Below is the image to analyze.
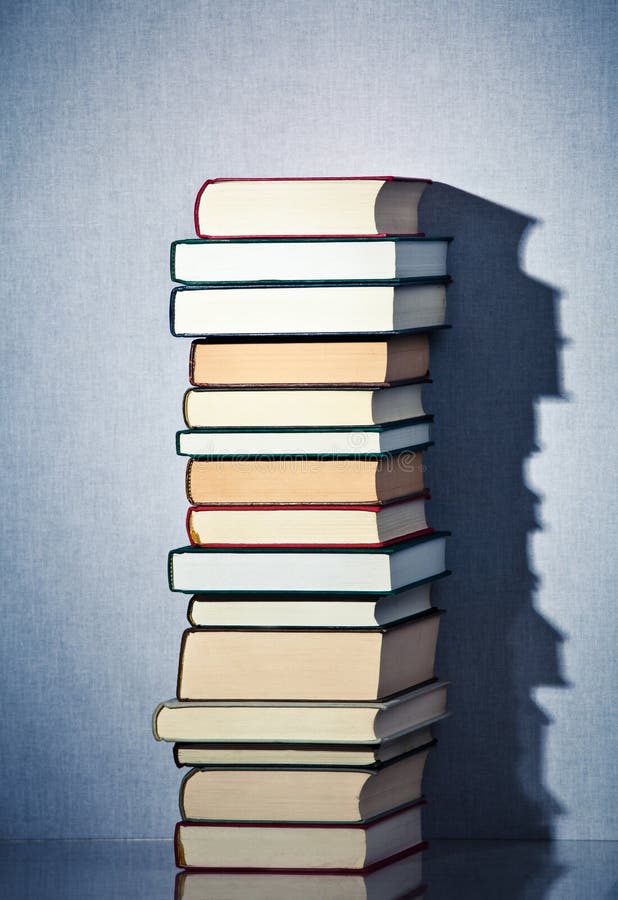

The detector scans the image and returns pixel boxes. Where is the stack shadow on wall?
[420,184,567,897]
[153,177,454,893]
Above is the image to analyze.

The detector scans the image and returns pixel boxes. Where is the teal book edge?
[177,414,433,436]
[186,569,451,600]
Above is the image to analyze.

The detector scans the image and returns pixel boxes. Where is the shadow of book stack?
[153,177,452,894]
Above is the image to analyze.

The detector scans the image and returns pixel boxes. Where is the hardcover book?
[171,280,448,336]
[186,494,430,547]
[188,333,430,387]
[183,383,427,428]
[186,573,449,628]
[168,532,449,594]
[171,237,450,284]
[176,610,442,701]
[176,419,432,457]
[174,800,426,871]
[153,679,449,743]
[184,452,428,505]
[194,176,431,238]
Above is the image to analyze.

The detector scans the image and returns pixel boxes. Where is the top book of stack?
[194,176,432,238]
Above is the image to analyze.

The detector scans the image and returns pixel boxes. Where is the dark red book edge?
[194,176,432,239]
[176,872,424,897]
[186,527,434,550]
[175,842,428,875]
[175,847,426,878]
[176,871,425,894]
[186,493,432,547]
[189,381,428,389]
[175,797,427,870]
[188,491,430,514]
[184,488,429,512]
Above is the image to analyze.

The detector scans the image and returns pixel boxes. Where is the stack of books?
[153,177,451,892]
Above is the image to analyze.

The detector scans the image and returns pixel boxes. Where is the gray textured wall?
[1,0,616,840]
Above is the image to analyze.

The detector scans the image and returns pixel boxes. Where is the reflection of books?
[177,611,441,701]
[176,845,424,897]
[188,334,431,387]
[186,574,448,628]
[171,237,450,284]
[175,799,424,870]
[153,679,449,743]
[171,281,447,336]
[194,176,431,238]
[179,744,433,822]
[173,724,438,768]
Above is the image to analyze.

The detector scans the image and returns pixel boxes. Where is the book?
[177,610,441,701]
[188,334,430,387]
[186,494,430,547]
[174,800,425,870]
[173,725,438,768]
[194,176,431,238]
[153,679,449,743]
[170,281,448,336]
[176,418,432,457]
[185,452,427,505]
[175,850,425,898]
[168,532,448,594]
[186,574,448,628]
[179,744,433,823]
[183,383,426,428]
[171,237,450,284]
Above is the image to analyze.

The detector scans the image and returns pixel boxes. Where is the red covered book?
[186,493,432,548]
[175,798,426,871]
[194,176,431,239]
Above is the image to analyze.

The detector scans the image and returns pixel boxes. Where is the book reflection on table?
[175,842,425,898]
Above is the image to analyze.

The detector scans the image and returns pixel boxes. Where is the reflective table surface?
[0,838,616,899]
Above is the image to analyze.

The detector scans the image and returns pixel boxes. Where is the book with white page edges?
[168,532,449,594]
[176,417,432,457]
[171,237,451,284]
[170,280,448,336]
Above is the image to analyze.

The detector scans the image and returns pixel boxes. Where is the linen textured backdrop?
[1,0,616,841]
